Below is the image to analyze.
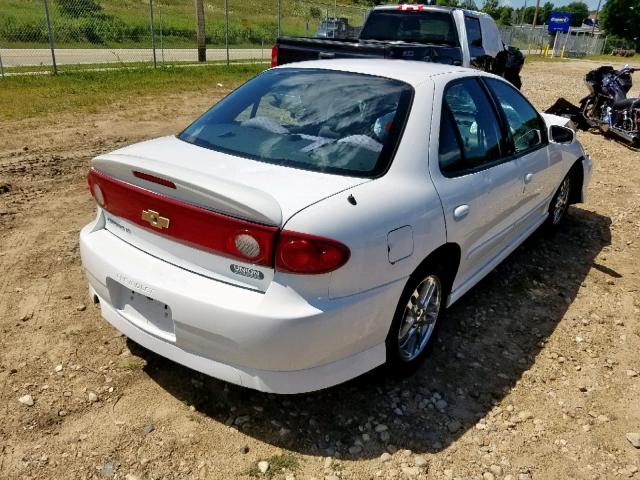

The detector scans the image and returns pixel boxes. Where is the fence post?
[149,0,157,68]
[277,0,281,38]
[43,0,57,75]
[224,0,229,66]
[158,0,164,63]
[0,49,4,78]
[562,30,570,58]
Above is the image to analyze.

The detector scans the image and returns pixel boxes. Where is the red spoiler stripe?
[87,168,278,266]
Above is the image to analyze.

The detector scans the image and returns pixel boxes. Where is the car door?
[483,77,552,232]
[429,77,523,299]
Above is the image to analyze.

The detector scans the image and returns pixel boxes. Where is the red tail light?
[271,45,279,67]
[398,4,424,11]
[275,231,350,274]
[86,169,278,267]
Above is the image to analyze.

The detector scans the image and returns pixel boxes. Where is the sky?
[479,0,605,10]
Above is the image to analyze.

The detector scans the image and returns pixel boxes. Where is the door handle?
[453,205,470,220]
[524,173,534,184]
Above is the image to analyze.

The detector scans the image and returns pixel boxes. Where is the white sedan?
[80,59,591,394]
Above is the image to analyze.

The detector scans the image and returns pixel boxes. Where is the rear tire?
[385,266,446,377]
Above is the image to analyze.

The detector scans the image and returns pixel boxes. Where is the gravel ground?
[0,60,639,480]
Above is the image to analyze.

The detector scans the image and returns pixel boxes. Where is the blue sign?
[548,12,572,34]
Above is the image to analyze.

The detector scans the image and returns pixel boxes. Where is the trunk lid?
[91,136,367,291]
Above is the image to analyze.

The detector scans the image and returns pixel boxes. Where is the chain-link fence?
[499,24,606,57]
[549,30,606,58]
[499,25,549,55]
[0,0,371,75]
[0,2,614,77]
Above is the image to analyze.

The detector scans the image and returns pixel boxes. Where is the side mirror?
[549,125,575,144]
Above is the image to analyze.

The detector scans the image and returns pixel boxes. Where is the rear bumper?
[80,224,404,393]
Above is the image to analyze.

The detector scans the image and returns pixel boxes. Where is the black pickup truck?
[272,5,524,88]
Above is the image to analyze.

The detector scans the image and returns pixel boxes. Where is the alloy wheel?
[397,275,442,362]
[552,176,571,225]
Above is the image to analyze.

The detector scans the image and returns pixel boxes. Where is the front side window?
[439,78,504,175]
[179,69,413,177]
[485,78,545,154]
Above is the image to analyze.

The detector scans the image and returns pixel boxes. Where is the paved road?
[0,48,267,67]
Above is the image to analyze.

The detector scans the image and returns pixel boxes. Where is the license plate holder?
[108,279,175,342]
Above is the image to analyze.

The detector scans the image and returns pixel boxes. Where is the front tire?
[385,268,445,376]
[545,174,572,229]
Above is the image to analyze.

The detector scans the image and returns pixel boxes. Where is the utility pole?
[195,0,206,62]
[592,0,602,35]
[531,0,541,29]
[224,0,229,65]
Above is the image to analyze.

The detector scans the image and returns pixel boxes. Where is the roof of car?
[275,59,469,86]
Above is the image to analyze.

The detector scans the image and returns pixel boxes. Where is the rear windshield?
[178,68,413,177]
[360,10,457,46]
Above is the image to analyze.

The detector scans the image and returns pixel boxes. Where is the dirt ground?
[0,60,639,480]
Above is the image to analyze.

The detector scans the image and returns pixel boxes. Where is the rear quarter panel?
[280,79,447,300]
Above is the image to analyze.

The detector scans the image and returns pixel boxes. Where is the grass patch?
[247,454,300,479]
[0,0,369,48]
[63,327,81,337]
[0,62,266,120]
[118,357,147,370]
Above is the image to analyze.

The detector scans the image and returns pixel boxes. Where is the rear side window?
[438,107,464,173]
[179,69,413,178]
[439,78,504,175]
[485,78,546,154]
[464,16,482,47]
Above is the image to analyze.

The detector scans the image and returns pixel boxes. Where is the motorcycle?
[546,65,640,146]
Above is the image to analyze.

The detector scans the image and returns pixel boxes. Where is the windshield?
[178,69,413,177]
[360,10,457,45]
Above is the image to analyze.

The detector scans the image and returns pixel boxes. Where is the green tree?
[459,0,479,10]
[515,6,537,24]
[437,0,460,7]
[540,2,554,24]
[561,2,589,27]
[498,6,514,25]
[601,0,640,45]
[57,0,102,17]
[482,0,500,19]
[309,6,322,19]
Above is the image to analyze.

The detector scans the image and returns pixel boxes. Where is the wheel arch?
[568,156,585,205]
[411,243,461,299]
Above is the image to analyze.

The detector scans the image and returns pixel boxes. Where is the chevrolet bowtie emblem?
[141,209,170,229]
